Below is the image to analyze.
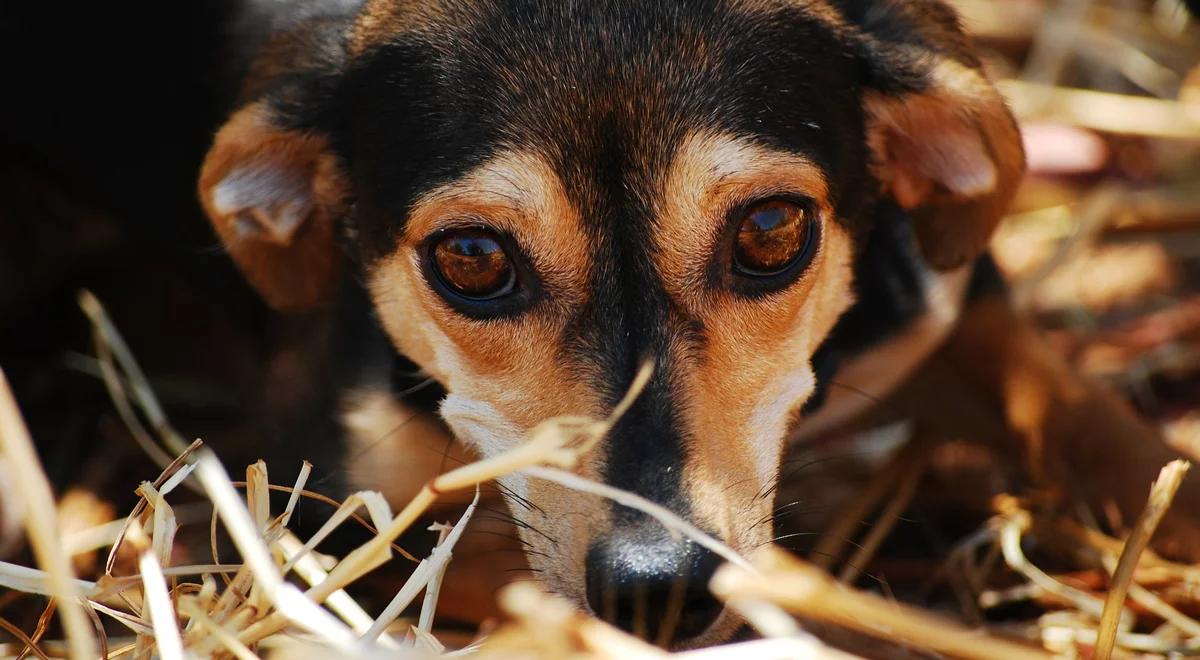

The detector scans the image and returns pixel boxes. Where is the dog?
[197,0,1200,648]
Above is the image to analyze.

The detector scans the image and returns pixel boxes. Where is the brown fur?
[366,151,620,609]
[370,150,599,426]
[865,58,1025,270]
[915,297,1200,559]
[192,0,1090,646]
[198,102,349,312]
[351,0,456,54]
[677,219,854,552]
[652,131,853,546]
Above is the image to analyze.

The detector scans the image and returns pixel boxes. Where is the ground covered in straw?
[2,1,1200,658]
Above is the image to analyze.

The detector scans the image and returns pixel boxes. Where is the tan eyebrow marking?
[350,0,457,55]
[401,150,593,301]
[731,0,851,35]
[653,130,831,306]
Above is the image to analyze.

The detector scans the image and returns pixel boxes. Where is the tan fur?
[372,151,597,425]
[651,132,845,535]
[865,57,1025,270]
[198,102,349,312]
[351,0,456,54]
[368,149,616,603]
[647,132,856,644]
[679,216,854,543]
[651,130,831,303]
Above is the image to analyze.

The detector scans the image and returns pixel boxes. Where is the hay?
[0,292,1195,659]
[3,3,1200,657]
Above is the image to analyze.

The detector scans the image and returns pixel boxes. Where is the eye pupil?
[432,228,516,299]
[733,200,812,276]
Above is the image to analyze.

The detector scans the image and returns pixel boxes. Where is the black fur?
[314,1,883,518]
[221,0,986,529]
[198,0,1000,643]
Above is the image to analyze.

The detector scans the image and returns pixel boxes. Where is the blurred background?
[0,0,1198,654]
[951,0,1200,457]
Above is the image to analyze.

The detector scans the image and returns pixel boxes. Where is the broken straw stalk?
[1094,460,1191,660]
[711,546,1054,660]
[0,370,98,659]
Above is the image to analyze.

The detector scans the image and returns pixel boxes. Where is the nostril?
[672,582,724,641]
[585,538,725,646]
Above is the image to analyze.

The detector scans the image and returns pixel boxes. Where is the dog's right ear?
[841,0,1026,271]
[198,17,350,313]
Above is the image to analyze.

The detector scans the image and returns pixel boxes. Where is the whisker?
[476,505,559,545]
[759,452,870,501]
[750,502,837,529]
[393,376,438,400]
[460,540,553,561]
[757,531,822,547]
[825,379,901,415]
[474,513,559,546]
[494,482,542,514]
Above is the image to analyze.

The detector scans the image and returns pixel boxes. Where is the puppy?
[197,0,1196,648]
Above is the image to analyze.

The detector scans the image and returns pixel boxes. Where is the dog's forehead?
[341,0,868,244]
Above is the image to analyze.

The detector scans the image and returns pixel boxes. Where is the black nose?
[585,529,725,646]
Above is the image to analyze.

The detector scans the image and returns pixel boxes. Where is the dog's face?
[200,0,1022,647]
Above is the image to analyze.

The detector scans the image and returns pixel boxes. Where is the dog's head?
[200,0,1022,646]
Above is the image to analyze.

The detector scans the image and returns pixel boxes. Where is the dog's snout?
[585,531,724,646]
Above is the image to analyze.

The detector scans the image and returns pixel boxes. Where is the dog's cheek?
[681,223,857,549]
[368,251,462,384]
[438,396,592,603]
[439,393,526,458]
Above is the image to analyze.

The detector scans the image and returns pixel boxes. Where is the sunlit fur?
[197,0,1025,646]
[367,134,854,644]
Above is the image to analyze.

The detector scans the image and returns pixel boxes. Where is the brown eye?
[732,200,814,277]
[431,228,516,300]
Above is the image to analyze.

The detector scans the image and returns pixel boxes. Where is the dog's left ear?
[198,14,352,313]
[849,1,1025,270]
[199,102,348,312]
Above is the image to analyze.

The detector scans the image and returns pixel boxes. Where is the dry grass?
[0,289,1196,659]
[3,1,1200,658]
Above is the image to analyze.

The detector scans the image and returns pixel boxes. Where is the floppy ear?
[199,103,348,312]
[198,14,352,312]
[851,1,1025,270]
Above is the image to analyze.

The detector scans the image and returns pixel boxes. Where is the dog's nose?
[585,532,724,645]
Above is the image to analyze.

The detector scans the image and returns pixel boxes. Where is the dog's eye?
[431,228,516,300]
[732,200,814,277]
